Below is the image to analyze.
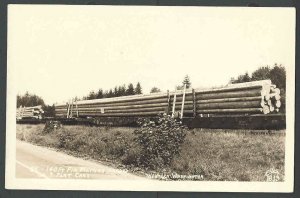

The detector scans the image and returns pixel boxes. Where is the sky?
[8,6,295,105]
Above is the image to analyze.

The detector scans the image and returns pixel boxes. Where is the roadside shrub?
[133,113,188,170]
[57,128,75,149]
[43,121,62,134]
[121,142,142,167]
[105,133,128,158]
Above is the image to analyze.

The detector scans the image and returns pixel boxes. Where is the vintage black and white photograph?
[6,5,295,191]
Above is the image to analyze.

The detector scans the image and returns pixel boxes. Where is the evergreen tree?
[17,92,45,107]
[43,104,55,117]
[230,64,286,113]
[107,89,113,98]
[135,82,142,94]
[114,86,119,97]
[150,87,161,93]
[120,85,127,96]
[17,95,21,107]
[243,72,251,82]
[251,66,271,81]
[96,89,104,99]
[87,91,97,100]
[233,72,251,83]
[103,90,109,98]
[117,86,123,96]
[126,83,135,95]
[16,92,56,117]
[182,75,192,88]
[270,64,286,90]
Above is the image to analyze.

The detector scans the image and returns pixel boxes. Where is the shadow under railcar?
[184,113,286,130]
[16,113,286,131]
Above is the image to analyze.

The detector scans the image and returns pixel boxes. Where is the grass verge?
[16,124,285,181]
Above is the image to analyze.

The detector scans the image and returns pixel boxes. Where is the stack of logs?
[55,80,281,118]
[55,92,169,118]
[16,105,44,120]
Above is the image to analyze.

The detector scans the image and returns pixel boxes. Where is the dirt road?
[16,140,146,180]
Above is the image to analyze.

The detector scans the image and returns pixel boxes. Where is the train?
[17,80,286,130]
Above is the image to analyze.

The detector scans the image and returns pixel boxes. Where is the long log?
[196,108,263,114]
[77,111,165,117]
[22,110,34,113]
[169,92,193,99]
[174,89,265,102]
[57,93,168,107]
[19,110,34,113]
[69,97,169,109]
[170,100,193,106]
[21,108,35,111]
[174,104,194,110]
[69,102,168,111]
[75,106,167,114]
[168,80,270,96]
[20,105,42,109]
[194,84,264,94]
[56,99,267,114]
[197,96,263,104]
[55,103,168,113]
[227,80,271,88]
[198,100,264,109]
[196,88,263,100]
[173,100,263,110]
[76,109,166,115]
[171,110,194,114]
[55,101,166,111]
[170,95,193,102]
[19,113,34,115]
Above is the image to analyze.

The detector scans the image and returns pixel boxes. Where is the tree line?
[17,92,55,117]
[230,63,286,112]
[17,92,45,107]
[83,82,142,100]
[230,63,286,91]
[82,75,192,99]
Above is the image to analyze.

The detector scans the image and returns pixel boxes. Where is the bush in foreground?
[132,114,188,170]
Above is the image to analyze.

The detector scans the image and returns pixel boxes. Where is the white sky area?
[8,6,295,105]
